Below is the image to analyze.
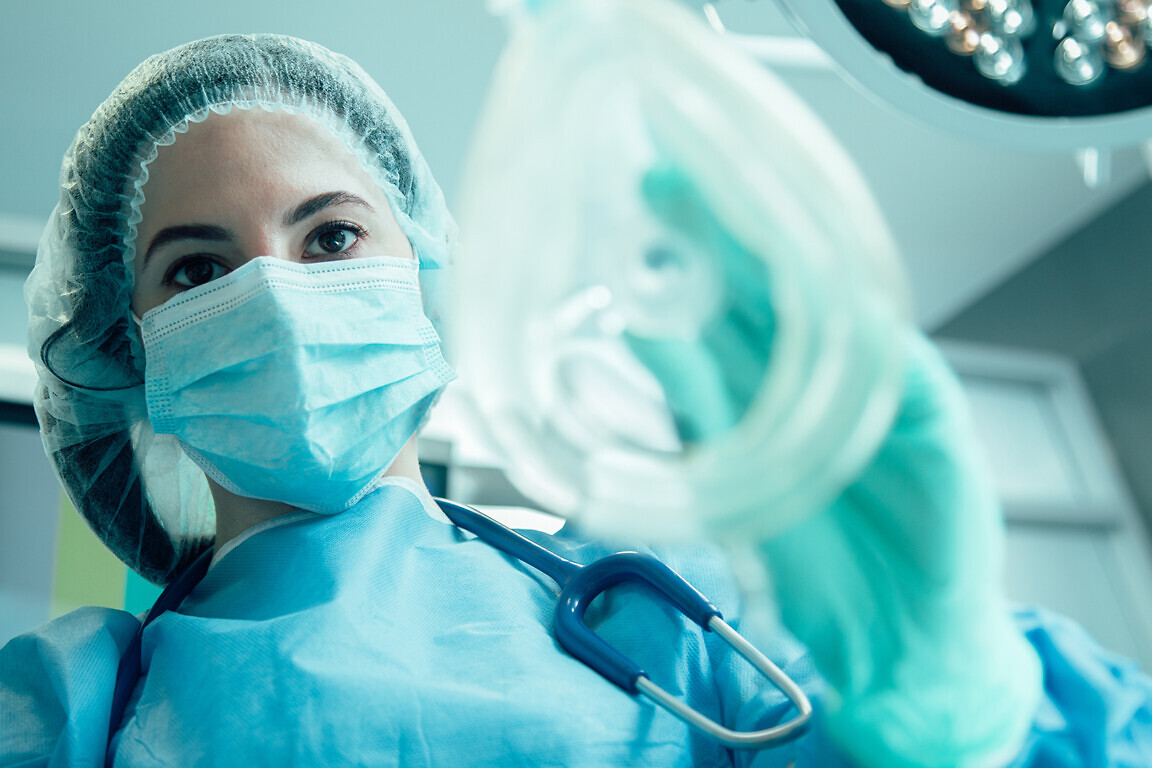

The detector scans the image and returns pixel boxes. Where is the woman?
[1,33,1149,767]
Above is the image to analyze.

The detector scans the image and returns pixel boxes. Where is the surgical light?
[909,0,960,34]
[1103,20,1145,66]
[866,0,1150,91]
[988,0,1037,35]
[974,32,1028,82]
[946,11,984,54]
[1063,0,1112,42]
[1117,0,1149,22]
[1055,35,1107,83]
[776,0,1152,150]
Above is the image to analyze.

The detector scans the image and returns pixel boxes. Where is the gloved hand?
[628,166,1041,768]
[759,334,1041,768]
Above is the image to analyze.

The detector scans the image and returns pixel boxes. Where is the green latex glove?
[627,166,1041,766]
[624,164,775,444]
[759,334,1041,768]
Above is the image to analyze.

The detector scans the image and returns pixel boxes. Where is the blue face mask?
[136,256,456,513]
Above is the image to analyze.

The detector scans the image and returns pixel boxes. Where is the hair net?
[24,34,455,586]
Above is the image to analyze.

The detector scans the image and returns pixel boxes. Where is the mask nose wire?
[129,255,300,330]
[129,254,401,331]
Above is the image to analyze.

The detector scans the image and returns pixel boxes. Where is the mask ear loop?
[130,310,148,378]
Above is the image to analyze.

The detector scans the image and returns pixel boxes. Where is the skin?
[132,107,429,550]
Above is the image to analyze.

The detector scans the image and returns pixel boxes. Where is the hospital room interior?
[3,0,1152,686]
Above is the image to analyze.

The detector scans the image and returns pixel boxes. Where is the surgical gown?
[2,480,1150,766]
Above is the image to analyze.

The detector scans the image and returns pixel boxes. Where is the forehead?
[137,108,385,220]
[149,106,362,172]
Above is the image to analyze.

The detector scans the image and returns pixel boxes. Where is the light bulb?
[1103,21,1145,68]
[1054,36,1106,84]
[909,0,960,36]
[946,10,984,53]
[986,0,1037,37]
[975,32,1027,83]
[1115,0,1151,25]
[1063,0,1113,44]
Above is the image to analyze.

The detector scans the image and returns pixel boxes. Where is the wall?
[0,422,61,641]
[0,271,28,350]
[0,1,506,221]
[939,181,1152,533]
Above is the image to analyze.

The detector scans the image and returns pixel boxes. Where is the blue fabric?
[0,608,139,767]
[1008,608,1152,767]
[2,483,1150,767]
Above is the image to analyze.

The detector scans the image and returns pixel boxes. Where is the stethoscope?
[107,499,810,764]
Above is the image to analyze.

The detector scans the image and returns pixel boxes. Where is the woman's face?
[131,108,414,315]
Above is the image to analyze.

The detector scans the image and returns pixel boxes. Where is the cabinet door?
[940,339,1152,671]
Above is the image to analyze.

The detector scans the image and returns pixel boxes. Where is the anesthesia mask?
[456,0,910,543]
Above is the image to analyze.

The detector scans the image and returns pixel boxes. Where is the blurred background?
[3,0,1152,671]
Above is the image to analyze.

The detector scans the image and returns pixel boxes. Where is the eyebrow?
[141,191,376,268]
[142,224,232,268]
[284,191,375,226]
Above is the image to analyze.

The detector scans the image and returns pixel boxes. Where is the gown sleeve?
[0,607,140,768]
[1006,606,1152,767]
[728,606,1152,768]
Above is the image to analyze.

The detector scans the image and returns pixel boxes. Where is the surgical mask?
[135,256,455,513]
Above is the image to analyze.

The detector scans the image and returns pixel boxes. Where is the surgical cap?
[25,34,455,585]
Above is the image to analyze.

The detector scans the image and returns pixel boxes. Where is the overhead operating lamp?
[764,0,1152,156]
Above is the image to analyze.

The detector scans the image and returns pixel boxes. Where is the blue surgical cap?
[24,34,455,585]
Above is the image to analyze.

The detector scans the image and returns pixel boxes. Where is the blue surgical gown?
[2,480,1150,767]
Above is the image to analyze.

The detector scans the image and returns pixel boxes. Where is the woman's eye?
[306,225,363,257]
[169,257,228,288]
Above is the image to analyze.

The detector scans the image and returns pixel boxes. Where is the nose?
[235,232,292,265]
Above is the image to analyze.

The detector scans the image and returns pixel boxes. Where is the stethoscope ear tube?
[634,616,812,749]
[106,547,214,766]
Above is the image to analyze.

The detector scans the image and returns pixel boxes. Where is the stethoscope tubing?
[436,499,812,748]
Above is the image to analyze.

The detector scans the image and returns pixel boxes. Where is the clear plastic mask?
[457,0,910,542]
